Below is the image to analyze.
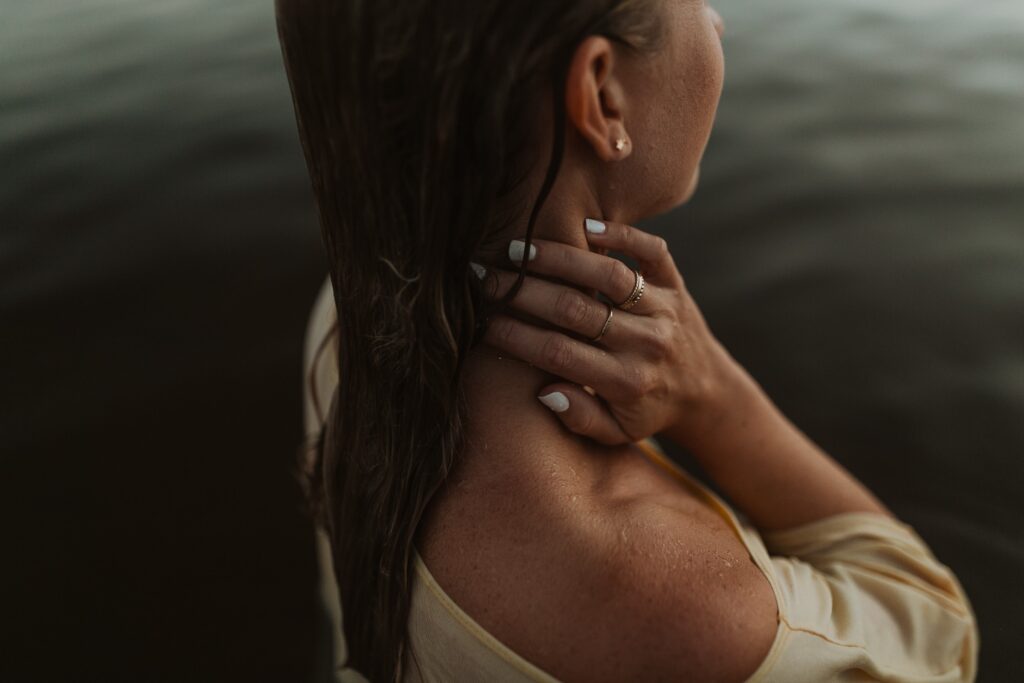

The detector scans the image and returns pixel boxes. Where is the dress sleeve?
[755,511,979,682]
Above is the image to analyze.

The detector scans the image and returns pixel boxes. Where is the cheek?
[668,34,724,180]
[624,22,726,214]
[681,34,724,145]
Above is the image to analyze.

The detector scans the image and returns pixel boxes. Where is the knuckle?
[616,363,648,401]
[652,236,669,259]
[608,259,634,294]
[541,335,574,372]
[634,367,656,397]
[643,321,673,358]
[634,364,659,397]
[555,244,575,271]
[554,289,590,329]
[622,225,636,249]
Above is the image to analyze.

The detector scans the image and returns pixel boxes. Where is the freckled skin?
[415,3,764,683]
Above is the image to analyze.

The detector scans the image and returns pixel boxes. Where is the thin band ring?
[588,304,614,343]
[618,270,645,311]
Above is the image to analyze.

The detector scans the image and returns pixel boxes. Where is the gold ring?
[588,304,614,342]
[618,270,645,311]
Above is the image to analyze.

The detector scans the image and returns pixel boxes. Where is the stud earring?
[614,137,627,152]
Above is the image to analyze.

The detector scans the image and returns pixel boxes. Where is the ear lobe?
[565,36,630,162]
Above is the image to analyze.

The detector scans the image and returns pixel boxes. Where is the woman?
[279,0,979,681]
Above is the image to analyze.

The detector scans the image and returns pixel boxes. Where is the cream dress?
[302,277,979,683]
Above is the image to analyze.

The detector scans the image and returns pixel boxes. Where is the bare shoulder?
[563,498,781,683]
[420,474,780,683]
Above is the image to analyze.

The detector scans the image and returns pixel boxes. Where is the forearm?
[661,358,896,533]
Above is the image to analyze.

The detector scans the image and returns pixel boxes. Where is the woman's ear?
[565,36,632,162]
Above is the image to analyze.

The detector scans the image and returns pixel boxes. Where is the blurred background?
[1,0,1020,680]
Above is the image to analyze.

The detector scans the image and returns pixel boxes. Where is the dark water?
[1,0,1021,680]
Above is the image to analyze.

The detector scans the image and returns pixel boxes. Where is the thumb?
[536,383,632,446]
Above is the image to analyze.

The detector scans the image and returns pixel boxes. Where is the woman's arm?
[660,350,897,532]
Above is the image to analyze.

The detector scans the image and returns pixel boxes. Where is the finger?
[483,266,637,348]
[505,237,661,316]
[536,383,632,446]
[483,314,631,400]
[582,219,681,287]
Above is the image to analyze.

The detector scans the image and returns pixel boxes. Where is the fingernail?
[585,218,606,234]
[470,261,486,279]
[538,391,569,413]
[508,239,536,263]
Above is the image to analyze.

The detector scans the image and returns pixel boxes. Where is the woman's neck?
[456,344,598,488]
[452,166,634,490]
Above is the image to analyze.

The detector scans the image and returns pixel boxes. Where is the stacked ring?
[618,269,645,311]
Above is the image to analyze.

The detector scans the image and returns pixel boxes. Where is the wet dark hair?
[275,1,663,680]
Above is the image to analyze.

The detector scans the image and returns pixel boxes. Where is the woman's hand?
[478,219,743,447]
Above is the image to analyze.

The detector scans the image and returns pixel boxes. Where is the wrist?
[662,343,759,451]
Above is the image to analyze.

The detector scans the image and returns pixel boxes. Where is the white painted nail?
[508,239,536,263]
[538,392,570,413]
[585,218,607,234]
[470,262,486,279]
